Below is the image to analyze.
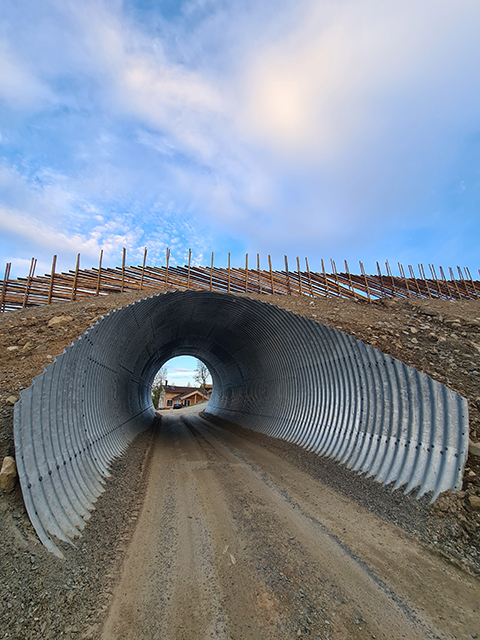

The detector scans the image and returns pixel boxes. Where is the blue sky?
[1,0,479,279]
[163,355,212,387]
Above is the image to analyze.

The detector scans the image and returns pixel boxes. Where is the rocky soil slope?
[0,290,479,638]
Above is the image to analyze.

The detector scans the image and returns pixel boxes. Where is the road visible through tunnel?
[101,406,480,640]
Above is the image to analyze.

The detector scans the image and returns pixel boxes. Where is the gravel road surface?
[101,406,480,640]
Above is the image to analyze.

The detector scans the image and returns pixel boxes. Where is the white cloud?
[0,155,218,277]
[1,0,479,272]
[238,0,480,163]
[0,205,105,257]
[63,1,226,165]
[0,40,52,108]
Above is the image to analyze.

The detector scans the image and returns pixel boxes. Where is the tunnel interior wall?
[14,291,469,556]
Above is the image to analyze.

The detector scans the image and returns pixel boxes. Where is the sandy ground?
[102,406,480,640]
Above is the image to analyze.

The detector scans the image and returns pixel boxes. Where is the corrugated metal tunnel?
[14,291,469,556]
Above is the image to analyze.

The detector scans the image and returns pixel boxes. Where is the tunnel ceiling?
[14,291,469,556]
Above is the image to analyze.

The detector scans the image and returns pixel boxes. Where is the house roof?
[173,389,209,401]
[164,385,195,395]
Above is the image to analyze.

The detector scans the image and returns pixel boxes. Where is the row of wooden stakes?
[1,248,479,312]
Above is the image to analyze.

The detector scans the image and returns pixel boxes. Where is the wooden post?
[408,265,422,297]
[331,259,341,296]
[227,253,231,293]
[419,263,432,299]
[120,247,126,293]
[95,250,103,296]
[268,255,274,294]
[449,267,462,299]
[344,260,357,300]
[321,259,330,297]
[187,249,192,290]
[47,255,57,305]
[70,253,80,301]
[245,253,248,293]
[257,254,262,294]
[458,266,473,299]
[441,265,453,298]
[0,263,11,313]
[465,267,479,298]
[305,257,314,297]
[429,264,443,298]
[376,261,386,297]
[23,258,37,308]
[210,252,214,291]
[296,257,303,295]
[165,247,170,290]
[140,247,147,290]
[359,261,371,302]
[284,255,291,294]
[385,260,397,297]
[398,263,411,298]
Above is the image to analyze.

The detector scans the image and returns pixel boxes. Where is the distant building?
[162,385,210,409]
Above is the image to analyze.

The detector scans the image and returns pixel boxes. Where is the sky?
[162,355,212,387]
[1,0,479,280]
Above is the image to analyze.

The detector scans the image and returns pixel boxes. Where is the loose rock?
[469,441,480,458]
[467,495,480,511]
[0,456,17,492]
[47,316,73,329]
[381,298,396,308]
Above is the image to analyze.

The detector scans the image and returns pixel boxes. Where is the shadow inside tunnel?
[151,404,214,443]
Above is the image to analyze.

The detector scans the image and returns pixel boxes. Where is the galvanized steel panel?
[14,291,469,556]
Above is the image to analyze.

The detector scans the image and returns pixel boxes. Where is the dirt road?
[101,407,479,640]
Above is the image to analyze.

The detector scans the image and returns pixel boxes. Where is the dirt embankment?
[0,290,479,639]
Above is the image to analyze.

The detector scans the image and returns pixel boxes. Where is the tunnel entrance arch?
[14,291,468,556]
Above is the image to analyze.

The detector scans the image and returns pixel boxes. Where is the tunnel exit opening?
[152,356,213,411]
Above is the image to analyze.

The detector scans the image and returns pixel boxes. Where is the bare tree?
[194,360,210,395]
[151,366,168,409]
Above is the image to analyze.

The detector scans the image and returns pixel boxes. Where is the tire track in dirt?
[101,408,480,640]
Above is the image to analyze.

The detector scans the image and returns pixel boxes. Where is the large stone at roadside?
[48,315,73,329]
[467,495,480,511]
[0,457,17,492]
[381,298,396,308]
[469,441,480,458]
